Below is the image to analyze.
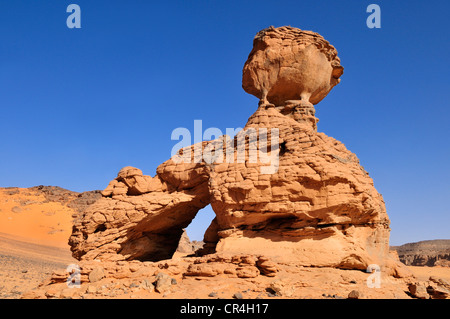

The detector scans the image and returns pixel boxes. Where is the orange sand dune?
[0,188,75,249]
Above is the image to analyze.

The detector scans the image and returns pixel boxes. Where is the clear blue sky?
[0,1,448,245]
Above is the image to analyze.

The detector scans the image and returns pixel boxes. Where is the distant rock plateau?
[391,240,450,267]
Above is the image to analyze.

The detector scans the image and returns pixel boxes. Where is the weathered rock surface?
[88,267,105,283]
[408,282,429,299]
[242,26,344,107]
[408,276,450,299]
[154,272,174,293]
[175,229,204,254]
[391,240,450,267]
[22,253,422,299]
[69,115,398,271]
[67,26,406,278]
[69,164,211,262]
[29,186,102,213]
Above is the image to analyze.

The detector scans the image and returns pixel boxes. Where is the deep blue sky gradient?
[0,0,448,244]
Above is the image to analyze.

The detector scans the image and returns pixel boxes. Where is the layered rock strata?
[391,240,450,267]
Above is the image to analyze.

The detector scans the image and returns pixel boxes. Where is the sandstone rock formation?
[408,276,450,299]
[391,240,450,267]
[67,26,406,279]
[30,186,101,214]
[175,229,204,254]
[242,26,344,107]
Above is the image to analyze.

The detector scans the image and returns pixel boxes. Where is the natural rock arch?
[69,161,213,261]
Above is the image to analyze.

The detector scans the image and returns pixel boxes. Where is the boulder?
[154,272,173,294]
[242,26,343,107]
[88,267,105,283]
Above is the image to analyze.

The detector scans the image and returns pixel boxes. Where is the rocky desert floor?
[0,187,77,298]
[0,233,76,299]
[407,265,450,282]
[0,187,449,299]
[0,233,448,299]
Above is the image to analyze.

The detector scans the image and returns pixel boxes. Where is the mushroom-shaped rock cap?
[242,26,344,107]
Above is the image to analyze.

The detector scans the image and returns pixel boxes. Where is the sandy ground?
[407,265,450,282]
[0,187,75,248]
[1,232,449,299]
[0,187,77,298]
[0,187,449,299]
[0,233,76,299]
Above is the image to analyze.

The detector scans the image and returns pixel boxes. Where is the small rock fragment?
[233,292,243,299]
[154,272,173,294]
[347,290,360,299]
[408,283,429,299]
[89,267,105,283]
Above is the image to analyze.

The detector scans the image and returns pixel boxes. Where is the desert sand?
[0,187,75,248]
[0,233,447,299]
[407,266,450,282]
[0,233,75,299]
[0,187,88,298]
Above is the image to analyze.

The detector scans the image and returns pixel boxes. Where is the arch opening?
[176,204,216,256]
